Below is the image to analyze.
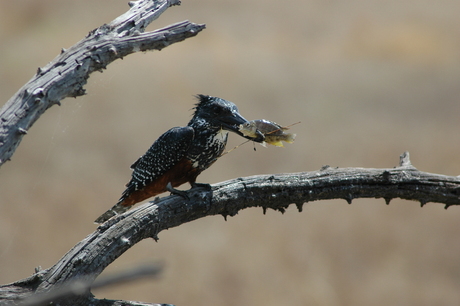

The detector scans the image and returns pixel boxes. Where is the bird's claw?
[166,182,190,200]
[191,182,212,191]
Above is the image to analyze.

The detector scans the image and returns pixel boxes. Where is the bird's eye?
[212,105,224,115]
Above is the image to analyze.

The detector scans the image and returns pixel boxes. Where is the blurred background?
[1,0,460,305]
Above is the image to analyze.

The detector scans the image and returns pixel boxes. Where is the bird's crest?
[193,94,214,109]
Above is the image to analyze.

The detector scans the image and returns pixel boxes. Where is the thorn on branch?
[108,46,118,55]
[32,87,44,98]
[399,151,412,167]
[295,202,304,212]
[384,197,391,205]
[444,203,451,209]
[17,127,28,135]
[262,206,267,214]
[420,200,427,207]
[151,223,160,242]
[344,194,353,204]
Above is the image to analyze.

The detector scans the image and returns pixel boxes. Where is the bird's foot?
[191,182,212,191]
[166,182,190,200]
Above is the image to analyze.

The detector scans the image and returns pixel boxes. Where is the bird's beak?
[219,111,265,143]
[219,111,248,133]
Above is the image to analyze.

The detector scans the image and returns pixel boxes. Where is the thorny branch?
[0,0,205,166]
[1,152,460,305]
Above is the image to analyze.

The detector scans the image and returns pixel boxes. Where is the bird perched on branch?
[95,95,261,223]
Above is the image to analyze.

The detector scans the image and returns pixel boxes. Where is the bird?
[95,94,262,223]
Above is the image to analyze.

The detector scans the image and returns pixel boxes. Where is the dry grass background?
[1,0,460,305]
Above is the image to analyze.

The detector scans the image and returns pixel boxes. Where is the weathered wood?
[1,152,459,305]
[15,264,163,306]
[0,0,205,166]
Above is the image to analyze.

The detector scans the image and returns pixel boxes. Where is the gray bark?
[0,0,205,167]
[1,152,460,305]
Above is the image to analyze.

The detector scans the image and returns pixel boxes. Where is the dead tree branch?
[18,263,163,306]
[1,152,459,305]
[0,0,205,167]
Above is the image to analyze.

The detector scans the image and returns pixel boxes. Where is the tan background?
[1,0,460,305]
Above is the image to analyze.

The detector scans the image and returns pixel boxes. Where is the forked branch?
[0,0,205,166]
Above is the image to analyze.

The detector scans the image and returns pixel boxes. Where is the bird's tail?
[94,202,130,224]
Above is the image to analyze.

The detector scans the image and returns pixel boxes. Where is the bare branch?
[19,263,163,306]
[1,152,459,305]
[0,0,205,167]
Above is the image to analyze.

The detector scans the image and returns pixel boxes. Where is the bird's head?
[190,95,249,134]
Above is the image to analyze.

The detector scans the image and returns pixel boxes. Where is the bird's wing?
[123,126,195,196]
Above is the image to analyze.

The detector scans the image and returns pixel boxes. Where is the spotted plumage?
[95,95,256,223]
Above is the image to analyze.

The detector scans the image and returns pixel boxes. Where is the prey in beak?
[192,94,264,143]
